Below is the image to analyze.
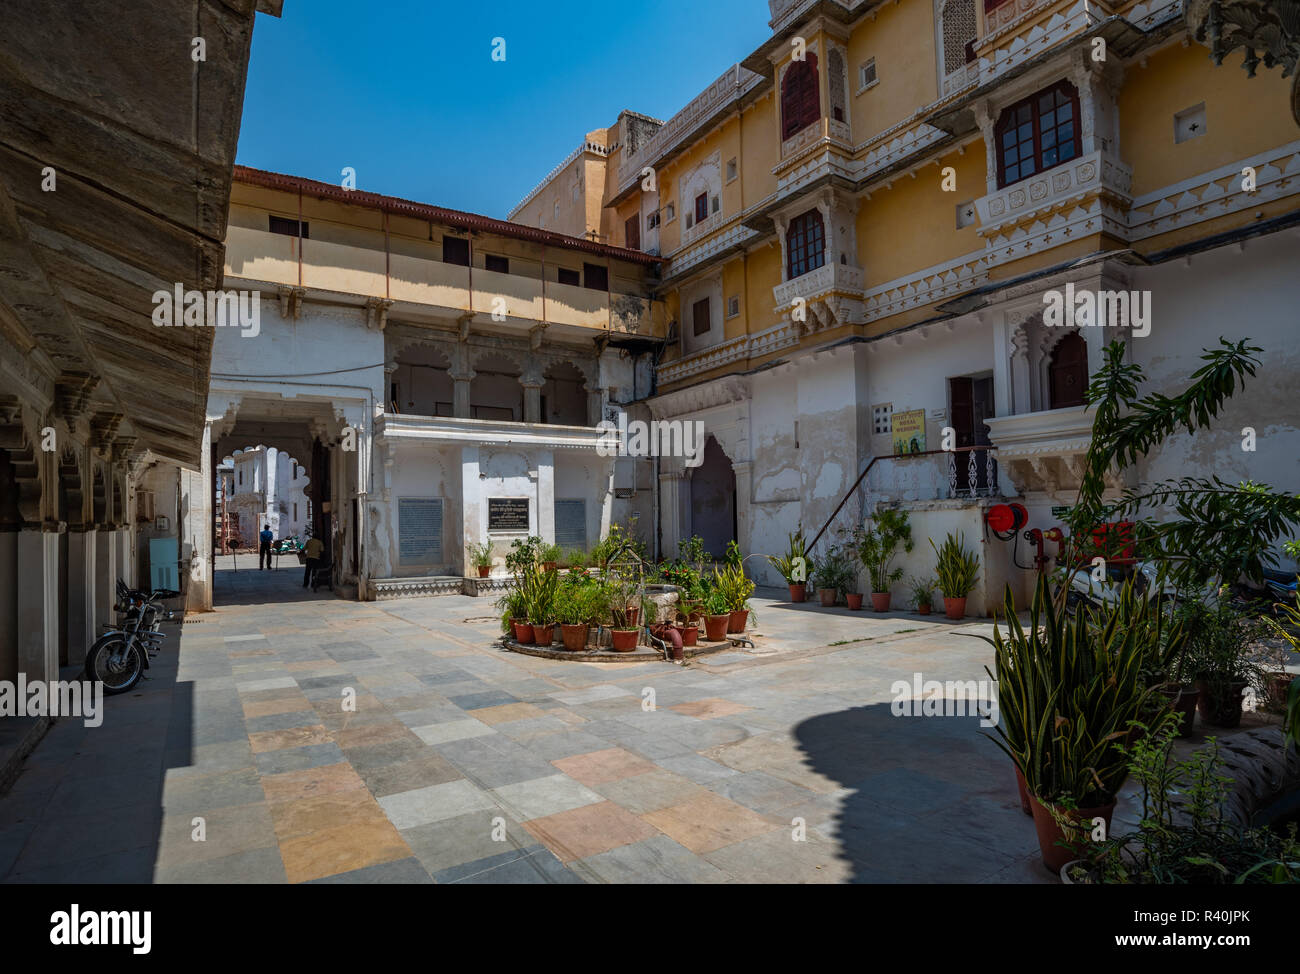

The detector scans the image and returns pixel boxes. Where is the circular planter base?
[502,636,741,663]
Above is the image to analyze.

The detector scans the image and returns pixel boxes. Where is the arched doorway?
[1048,331,1088,409]
[689,435,736,560]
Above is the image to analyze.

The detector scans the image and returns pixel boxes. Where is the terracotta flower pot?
[943,596,967,620]
[1014,765,1032,816]
[677,623,698,647]
[846,593,863,611]
[530,623,553,646]
[560,623,588,651]
[1195,679,1248,728]
[477,565,490,578]
[788,582,807,603]
[511,619,531,644]
[610,628,639,652]
[704,614,730,641]
[727,609,749,633]
[917,604,932,616]
[1265,671,1296,712]
[818,588,836,607]
[869,592,890,612]
[1159,684,1200,737]
[1029,793,1116,873]
[542,561,557,572]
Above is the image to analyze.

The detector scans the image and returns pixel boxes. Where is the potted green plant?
[495,585,530,643]
[907,576,936,615]
[767,528,813,603]
[563,547,588,570]
[1179,598,1266,728]
[930,532,979,619]
[470,540,494,578]
[1062,713,1300,884]
[714,562,755,633]
[982,576,1171,872]
[855,509,913,612]
[524,564,558,646]
[811,544,854,607]
[555,579,596,651]
[702,588,731,641]
[1264,599,1300,745]
[603,574,641,652]
[539,542,561,572]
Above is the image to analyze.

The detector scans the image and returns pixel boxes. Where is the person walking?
[302,534,324,589]
[259,523,274,570]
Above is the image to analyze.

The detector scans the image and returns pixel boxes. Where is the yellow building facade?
[511,0,1300,610]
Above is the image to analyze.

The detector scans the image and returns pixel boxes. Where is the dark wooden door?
[1049,332,1088,409]
[949,376,995,494]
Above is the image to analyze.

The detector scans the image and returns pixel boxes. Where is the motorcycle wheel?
[84,635,146,695]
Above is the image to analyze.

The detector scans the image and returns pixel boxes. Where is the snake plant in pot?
[767,528,813,603]
[930,532,980,619]
[981,574,1175,872]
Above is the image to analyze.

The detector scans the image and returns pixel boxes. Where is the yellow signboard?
[893,409,926,456]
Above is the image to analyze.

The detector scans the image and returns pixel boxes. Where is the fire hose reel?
[985,502,1028,538]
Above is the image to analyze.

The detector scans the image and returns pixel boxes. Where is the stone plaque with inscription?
[487,497,530,532]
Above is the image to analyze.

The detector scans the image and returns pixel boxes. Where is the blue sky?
[236,0,772,218]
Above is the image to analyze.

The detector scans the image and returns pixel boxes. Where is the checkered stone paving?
[0,559,1167,883]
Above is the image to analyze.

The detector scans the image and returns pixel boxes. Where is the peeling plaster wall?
[1132,234,1300,571]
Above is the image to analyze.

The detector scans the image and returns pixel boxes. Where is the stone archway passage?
[689,435,736,560]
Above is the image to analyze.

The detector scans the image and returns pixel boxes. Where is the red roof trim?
[232,166,663,266]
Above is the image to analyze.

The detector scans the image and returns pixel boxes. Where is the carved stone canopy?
[1187,0,1300,125]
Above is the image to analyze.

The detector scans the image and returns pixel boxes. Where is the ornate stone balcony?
[983,405,1097,499]
[773,261,864,310]
[772,261,865,334]
[974,150,1133,237]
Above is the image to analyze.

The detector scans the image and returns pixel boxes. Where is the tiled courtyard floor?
[0,561,1117,884]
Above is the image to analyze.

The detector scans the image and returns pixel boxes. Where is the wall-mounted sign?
[487,497,530,532]
[892,409,926,456]
[1051,506,1071,519]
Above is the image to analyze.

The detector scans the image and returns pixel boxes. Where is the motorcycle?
[82,580,180,694]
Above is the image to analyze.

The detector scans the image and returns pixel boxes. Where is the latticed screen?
[941,0,977,75]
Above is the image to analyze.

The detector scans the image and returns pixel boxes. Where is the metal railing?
[807,446,1000,554]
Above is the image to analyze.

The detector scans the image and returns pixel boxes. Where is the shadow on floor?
[793,700,1048,883]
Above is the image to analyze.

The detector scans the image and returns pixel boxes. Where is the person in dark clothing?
[259,524,274,570]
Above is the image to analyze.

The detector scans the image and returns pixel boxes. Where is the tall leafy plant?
[855,509,913,594]
[1066,339,1300,591]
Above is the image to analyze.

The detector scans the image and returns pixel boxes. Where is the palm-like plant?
[855,509,913,594]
